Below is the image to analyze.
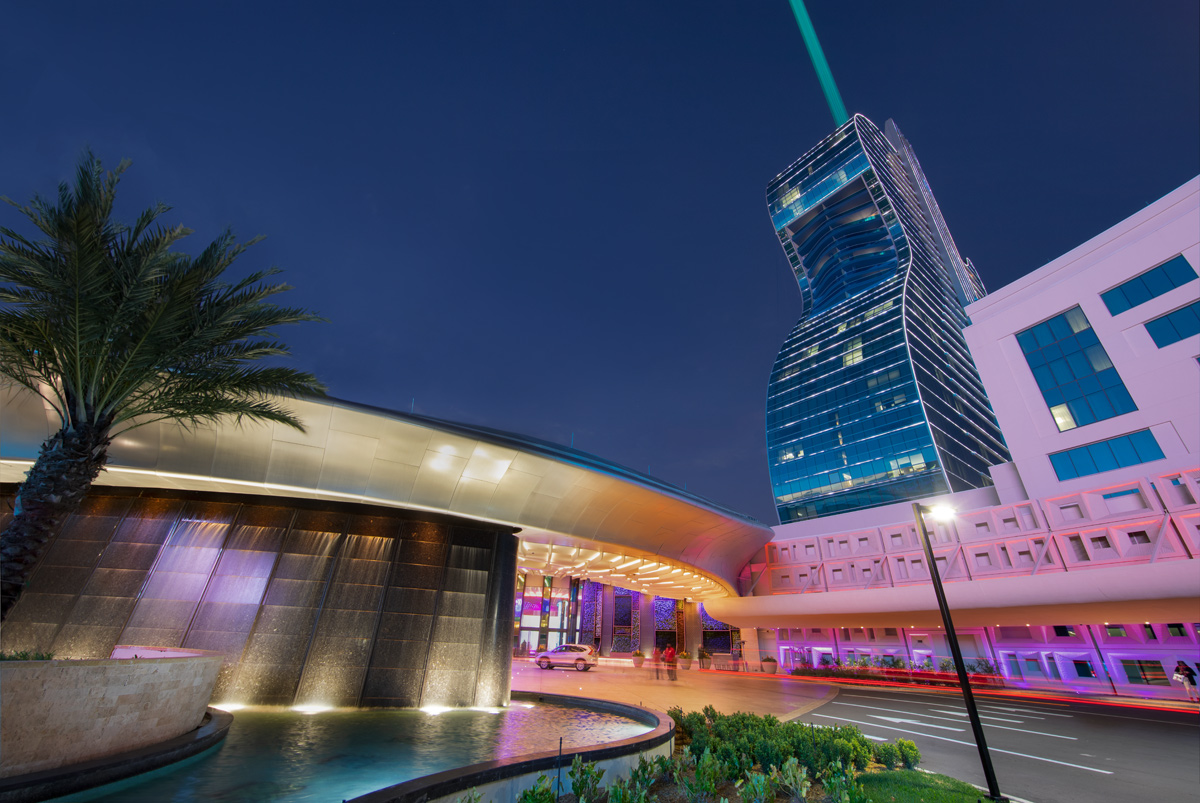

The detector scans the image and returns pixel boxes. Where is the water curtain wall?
[0,489,518,708]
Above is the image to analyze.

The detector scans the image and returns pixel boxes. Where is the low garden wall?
[0,654,222,778]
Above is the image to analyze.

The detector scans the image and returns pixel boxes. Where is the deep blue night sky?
[4,2,1198,524]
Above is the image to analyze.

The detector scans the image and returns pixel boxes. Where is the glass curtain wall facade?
[766,115,1009,523]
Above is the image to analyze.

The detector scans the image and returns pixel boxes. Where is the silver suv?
[534,643,598,671]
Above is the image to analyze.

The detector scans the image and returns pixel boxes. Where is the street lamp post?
[912,503,1006,803]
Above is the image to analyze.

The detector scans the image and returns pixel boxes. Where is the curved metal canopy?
[0,388,773,598]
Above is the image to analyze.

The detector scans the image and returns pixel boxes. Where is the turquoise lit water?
[51,703,651,803]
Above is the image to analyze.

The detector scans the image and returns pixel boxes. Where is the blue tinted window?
[1049,430,1164,481]
[1101,255,1197,315]
[1108,435,1140,466]
[1017,307,1136,431]
[1070,447,1097,476]
[1163,255,1198,285]
[1129,429,1166,462]
[1049,452,1076,480]
[1145,301,1200,348]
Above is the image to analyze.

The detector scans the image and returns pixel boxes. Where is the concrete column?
[741,628,761,669]
[639,594,655,652]
[683,600,702,656]
[600,584,615,657]
[759,628,779,666]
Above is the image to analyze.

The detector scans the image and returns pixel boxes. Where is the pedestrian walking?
[664,645,677,681]
[1173,660,1198,701]
[651,646,662,679]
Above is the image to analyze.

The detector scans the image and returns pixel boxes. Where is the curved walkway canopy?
[0,388,773,599]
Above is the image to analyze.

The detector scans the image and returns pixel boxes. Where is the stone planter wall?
[0,655,221,778]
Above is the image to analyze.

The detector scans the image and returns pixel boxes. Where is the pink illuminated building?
[708,177,1200,699]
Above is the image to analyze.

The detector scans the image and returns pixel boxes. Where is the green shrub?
[606,776,652,803]
[849,739,871,772]
[897,738,921,769]
[872,742,899,770]
[714,741,742,776]
[674,750,714,803]
[831,738,854,768]
[453,790,482,803]
[629,755,656,791]
[741,770,775,803]
[0,650,54,661]
[681,711,708,741]
[822,760,870,803]
[568,754,605,802]
[970,657,998,675]
[770,756,811,802]
[516,775,555,803]
[753,736,789,772]
[694,747,726,792]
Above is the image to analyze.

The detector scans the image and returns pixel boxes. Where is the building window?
[1016,306,1135,431]
[1100,255,1197,315]
[1106,624,1127,637]
[1144,300,1200,348]
[1166,623,1187,637]
[1121,658,1170,685]
[1048,429,1165,481]
[998,626,1032,640]
[1054,625,1077,638]
[1073,659,1096,678]
[842,337,864,367]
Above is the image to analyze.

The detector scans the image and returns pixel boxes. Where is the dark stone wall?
[0,488,518,708]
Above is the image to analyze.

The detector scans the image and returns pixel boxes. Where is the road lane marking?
[834,701,979,724]
[981,704,1072,718]
[864,735,887,742]
[812,714,1113,774]
[831,701,1076,740]
[1061,709,1200,728]
[929,708,1024,723]
[870,715,963,731]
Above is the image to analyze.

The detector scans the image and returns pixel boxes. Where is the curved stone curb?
[346,692,675,803]
[780,683,840,721]
[0,708,232,803]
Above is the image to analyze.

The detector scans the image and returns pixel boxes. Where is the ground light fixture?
[912,503,1007,803]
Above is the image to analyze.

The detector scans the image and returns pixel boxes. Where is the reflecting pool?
[52,703,651,802]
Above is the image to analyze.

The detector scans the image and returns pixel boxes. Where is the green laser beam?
[788,0,849,127]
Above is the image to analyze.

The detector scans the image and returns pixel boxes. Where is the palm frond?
[0,151,324,436]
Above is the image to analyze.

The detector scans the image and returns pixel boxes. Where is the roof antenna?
[788,0,849,127]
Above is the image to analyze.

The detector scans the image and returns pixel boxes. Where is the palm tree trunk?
[1,425,110,620]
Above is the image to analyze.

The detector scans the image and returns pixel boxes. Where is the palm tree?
[0,152,325,619]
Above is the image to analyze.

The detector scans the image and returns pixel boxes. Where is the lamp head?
[927,505,956,522]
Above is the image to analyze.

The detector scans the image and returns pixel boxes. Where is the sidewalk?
[513,657,1200,715]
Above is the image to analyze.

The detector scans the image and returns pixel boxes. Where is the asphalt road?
[513,662,1200,803]
[751,684,1199,803]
